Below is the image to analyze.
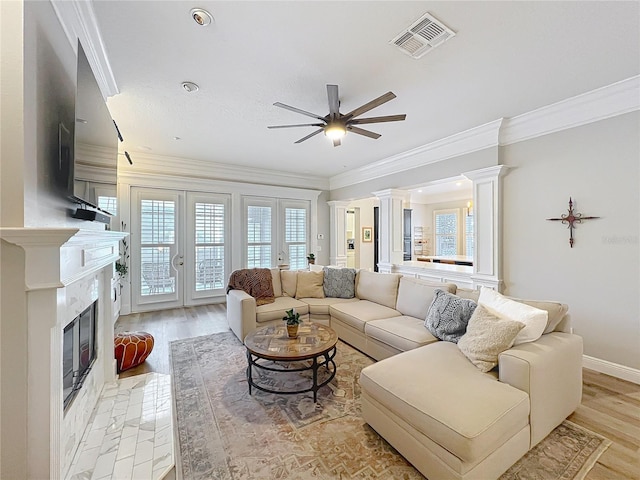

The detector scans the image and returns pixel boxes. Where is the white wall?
[502,112,640,370]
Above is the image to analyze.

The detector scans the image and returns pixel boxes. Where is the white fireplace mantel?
[0,227,127,290]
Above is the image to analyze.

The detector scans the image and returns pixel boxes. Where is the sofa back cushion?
[457,288,568,334]
[396,276,457,319]
[508,298,568,334]
[356,270,401,309]
[271,268,283,297]
[295,270,325,299]
[281,270,297,297]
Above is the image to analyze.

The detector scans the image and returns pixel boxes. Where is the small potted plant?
[307,253,315,265]
[282,308,301,338]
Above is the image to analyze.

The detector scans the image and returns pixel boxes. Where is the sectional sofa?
[226,268,583,480]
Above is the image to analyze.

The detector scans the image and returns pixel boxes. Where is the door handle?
[171,254,184,273]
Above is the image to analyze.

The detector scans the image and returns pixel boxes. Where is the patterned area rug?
[170,332,610,480]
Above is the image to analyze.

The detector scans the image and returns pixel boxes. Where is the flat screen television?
[67,41,119,218]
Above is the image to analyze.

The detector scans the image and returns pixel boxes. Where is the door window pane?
[194,202,225,291]
[140,199,176,296]
[285,207,307,270]
[247,206,272,268]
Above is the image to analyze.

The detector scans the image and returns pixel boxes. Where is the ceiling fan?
[268,84,406,147]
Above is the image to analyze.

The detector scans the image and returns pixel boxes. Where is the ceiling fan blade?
[344,91,396,120]
[327,84,340,121]
[332,138,341,147]
[273,102,325,121]
[294,129,324,144]
[267,123,325,129]
[349,114,406,125]
[347,125,381,139]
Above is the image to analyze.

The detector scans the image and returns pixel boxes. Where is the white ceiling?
[93,1,640,181]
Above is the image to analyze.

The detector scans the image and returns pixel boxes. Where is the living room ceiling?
[93,1,639,181]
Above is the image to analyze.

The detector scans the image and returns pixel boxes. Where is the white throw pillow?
[478,287,548,345]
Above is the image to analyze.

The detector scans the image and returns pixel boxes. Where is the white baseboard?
[583,355,640,385]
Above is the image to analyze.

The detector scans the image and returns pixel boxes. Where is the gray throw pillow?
[425,289,477,343]
[323,267,356,298]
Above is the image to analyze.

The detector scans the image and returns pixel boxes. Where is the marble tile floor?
[66,373,174,480]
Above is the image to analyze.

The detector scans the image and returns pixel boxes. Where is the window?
[465,211,474,257]
[247,205,272,268]
[285,207,307,270]
[194,202,225,291]
[434,210,458,256]
[97,195,117,216]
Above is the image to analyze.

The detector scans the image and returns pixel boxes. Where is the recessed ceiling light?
[181,81,199,93]
[173,136,181,140]
[190,8,213,26]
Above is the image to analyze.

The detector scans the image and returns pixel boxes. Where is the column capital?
[462,164,511,181]
[327,200,351,208]
[372,189,409,200]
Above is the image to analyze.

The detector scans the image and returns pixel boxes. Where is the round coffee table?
[244,323,338,402]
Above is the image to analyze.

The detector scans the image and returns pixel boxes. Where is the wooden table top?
[244,323,338,361]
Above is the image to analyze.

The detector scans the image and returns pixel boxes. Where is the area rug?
[170,332,610,480]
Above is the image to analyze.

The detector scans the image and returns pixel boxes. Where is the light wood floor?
[116,305,640,480]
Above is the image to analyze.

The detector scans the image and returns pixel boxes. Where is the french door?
[131,188,229,312]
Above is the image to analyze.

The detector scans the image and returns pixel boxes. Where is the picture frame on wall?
[362,226,373,242]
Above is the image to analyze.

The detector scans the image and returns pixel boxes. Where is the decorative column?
[462,165,510,291]
[327,201,350,267]
[373,189,408,272]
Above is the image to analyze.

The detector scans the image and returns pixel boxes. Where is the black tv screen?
[70,41,118,215]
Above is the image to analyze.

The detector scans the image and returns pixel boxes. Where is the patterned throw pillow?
[424,289,477,343]
[458,305,525,372]
[323,267,356,298]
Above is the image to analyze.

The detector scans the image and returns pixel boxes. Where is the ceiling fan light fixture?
[325,124,346,140]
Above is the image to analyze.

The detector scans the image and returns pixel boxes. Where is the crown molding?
[51,0,118,98]
[500,76,640,146]
[330,119,503,191]
[329,76,639,191]
[119,151,330,191]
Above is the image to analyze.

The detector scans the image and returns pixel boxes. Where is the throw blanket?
[226,268,275,306]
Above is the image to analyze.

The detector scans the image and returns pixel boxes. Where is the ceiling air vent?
[390,12,455,59]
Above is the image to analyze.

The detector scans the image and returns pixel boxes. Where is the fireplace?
[63,301,97,410]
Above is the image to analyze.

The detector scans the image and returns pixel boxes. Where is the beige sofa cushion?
[255,296,308,323]
[280,270,297,297]
[270,268,283,297]
[365,316,439,352]
[356,270,401,309]
[396,277,457,319]
[330,300,401,333]
[295,270,325,299]
[303,297,359,315]
[458,306,525,372]
[359,341,530,464]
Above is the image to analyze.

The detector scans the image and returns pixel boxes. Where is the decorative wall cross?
[547,197,599,248]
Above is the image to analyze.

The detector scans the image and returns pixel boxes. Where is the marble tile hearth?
[66,373,174,480]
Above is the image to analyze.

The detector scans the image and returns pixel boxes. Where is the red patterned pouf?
[114,331,154,372]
